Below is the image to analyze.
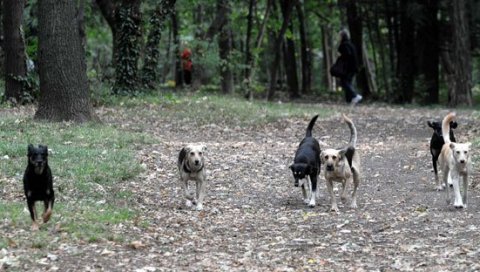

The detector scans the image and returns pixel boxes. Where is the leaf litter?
[1,103,480,271]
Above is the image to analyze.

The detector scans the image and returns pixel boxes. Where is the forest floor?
[2,96,480,271]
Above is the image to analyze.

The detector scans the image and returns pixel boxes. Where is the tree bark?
[3,0,27,104]
[95,0,118,67]
[295,1,311,94]
[141,0,176,88]
[345,0,371,98]
[417,0,439,104]
[442,0,473,106]
[112,0,142,94]
[172,11,183,87]
[35,0,95,122]
[267,0,295,101]
[218,0,233,94]
[244,0,256,80]
[394,0,415,103]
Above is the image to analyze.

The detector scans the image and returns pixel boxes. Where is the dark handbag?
[330,57,347,78]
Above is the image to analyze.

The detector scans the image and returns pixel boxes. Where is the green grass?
[0,116,152,245]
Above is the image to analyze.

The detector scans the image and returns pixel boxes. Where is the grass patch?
[0,115,152,243]
[102,91,333,127]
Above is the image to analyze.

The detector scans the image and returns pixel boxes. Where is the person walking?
[336,29,362,105]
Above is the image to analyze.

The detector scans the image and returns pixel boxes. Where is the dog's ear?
[28,144,34,156]
[41,145,48,155]
[450,121,458,129]
[201,145,207,153]
[319,151,325,163]
[449,143,456,150]
[466,142,472,148]
[289,164,294,170]
[338,149,347,160]
[427,121,434,128]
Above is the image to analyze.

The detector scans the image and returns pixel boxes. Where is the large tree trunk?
[218,0,233,94]
[267,0,295,101]
[442,0,473,106]
[394,0,415,103]
[95,0,118,68]
[112,0,142,94]
[417,0,439,104]
[3,0,27,104]
[35,0,95,122]
[295,1,311,94]
[141,0,176,88]
[345,0,371,98]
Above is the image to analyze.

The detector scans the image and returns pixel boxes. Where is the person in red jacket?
[181,47,193,85]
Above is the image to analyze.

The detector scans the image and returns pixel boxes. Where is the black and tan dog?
[178,144,207,210]
[427,120,457,190]
[321,114,360,212]
[23,144,54,230]
[290,115,321,207]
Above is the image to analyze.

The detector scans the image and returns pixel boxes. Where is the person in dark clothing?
[337,30,362,104]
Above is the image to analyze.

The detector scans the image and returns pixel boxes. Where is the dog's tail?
[343,114,357,148]
[305,114,319,137]
[442,112,456,144]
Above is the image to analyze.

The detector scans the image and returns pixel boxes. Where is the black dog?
[427,120,457,190]
[23,144,54,230]
[290,115,321,207]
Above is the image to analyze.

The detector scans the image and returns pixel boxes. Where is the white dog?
[177,144,207,210]
[438,112,471,208]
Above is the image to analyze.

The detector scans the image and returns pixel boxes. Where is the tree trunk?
[141,0,176,88]
[295,1,311,94]
[244,0,255,80]
[35,0,95,122]
[113,0,142,94]
[345,0,371,99]
[172,11,183,87]
[394,0,415,103]
[3,0,27,104]
[442,0,473,106]
[267,0,295,101]
[95,0,118,68]
[218,0,233,94]
[283,28,299,98]
[245,0,272,100]
[417,0,439,104]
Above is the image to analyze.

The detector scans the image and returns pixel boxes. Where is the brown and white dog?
[438,112,471,208]
[178,144,207,210]
[321,114,360,212]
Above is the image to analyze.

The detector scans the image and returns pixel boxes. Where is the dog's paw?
[196,203,203,211]
[308,198,316,208]
[446,198,451,205]
[185,200,193,208]
[31,222,39,231]
[329,206,339,213]
[454,200,464,209]
[350,202,358,209]
[435,185,444,191]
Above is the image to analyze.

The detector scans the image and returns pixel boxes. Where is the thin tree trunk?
[218,0,233,94]
[374,1,391,99]
[172,11,183,87]
[283,26,299,98]
[35,0,95,122]
[395,0,415,103]
[245,0,272,100]
[95,0,118,68]
[3,0,27,104]
[245,0,256,80]
[295,1,311,94]
[267,0,295,101]
[345,0,371,98]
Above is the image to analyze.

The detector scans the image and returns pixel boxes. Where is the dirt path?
[4,104,480,271]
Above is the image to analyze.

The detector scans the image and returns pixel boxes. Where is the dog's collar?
[183,162,203,173]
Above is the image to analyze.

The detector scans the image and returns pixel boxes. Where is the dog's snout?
[194,159,199,165]
[460,159,466,164]
[294,180,299,187]
[326,164,334,171]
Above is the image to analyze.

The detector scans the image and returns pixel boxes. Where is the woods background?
[1,0,480,121]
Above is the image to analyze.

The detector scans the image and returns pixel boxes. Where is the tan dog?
[178,144,207,210]
[321,114,360,212]
[438,112,471,208]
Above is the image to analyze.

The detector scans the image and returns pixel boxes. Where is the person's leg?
[341,75,357,103]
